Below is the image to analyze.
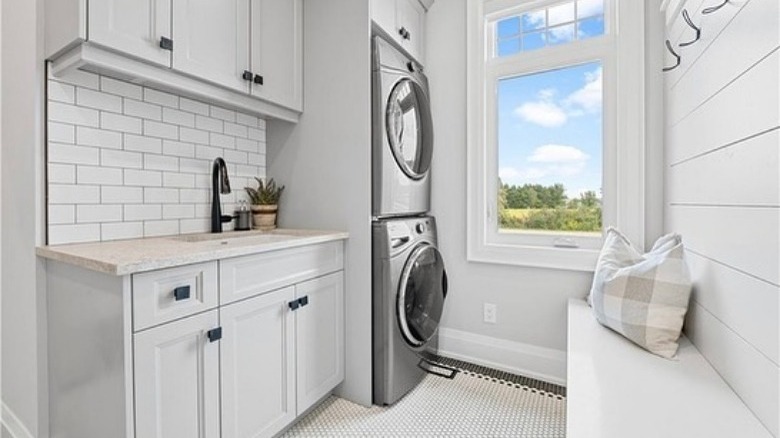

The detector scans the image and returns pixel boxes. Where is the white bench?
[566,298,772,438]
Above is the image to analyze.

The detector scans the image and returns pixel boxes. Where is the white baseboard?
[437,327,567,386]
[1,403,34,438]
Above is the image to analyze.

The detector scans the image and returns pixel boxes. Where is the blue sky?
[497,61,603,199]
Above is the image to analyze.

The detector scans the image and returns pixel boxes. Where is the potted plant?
[245,177,285,230]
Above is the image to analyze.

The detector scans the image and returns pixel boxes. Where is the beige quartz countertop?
[37,229,349,276]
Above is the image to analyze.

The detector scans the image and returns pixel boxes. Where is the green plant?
[245,177,285,205]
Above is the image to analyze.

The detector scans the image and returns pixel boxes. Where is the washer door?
[397,244,448,347]
[385,78,433,180]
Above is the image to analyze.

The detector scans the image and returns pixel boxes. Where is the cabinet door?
[221,287,297,438]
[396,0,425,63]
[89,0,172,67]
[172,0,250,92]
[371,0,396,39]
[250,0,303,111]
[134,311,220,438]
[295,272,345,413]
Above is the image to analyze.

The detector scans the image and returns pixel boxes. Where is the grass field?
[499,207,602,233]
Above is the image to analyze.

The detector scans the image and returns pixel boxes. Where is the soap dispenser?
[235,200,251,231]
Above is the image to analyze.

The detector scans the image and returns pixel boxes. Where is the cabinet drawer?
[132,261,219,331]
[220,242,344,304]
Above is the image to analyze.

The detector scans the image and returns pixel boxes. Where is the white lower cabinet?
[134,310,222,438]
[221,286,297,438]
[296,273,345,413]
[131,244,344,438]
[45,240,345,438]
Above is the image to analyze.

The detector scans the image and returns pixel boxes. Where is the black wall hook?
[679,9,701,47]
[702,0,729,14]
[663,40,681,72]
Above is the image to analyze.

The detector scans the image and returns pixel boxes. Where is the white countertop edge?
[37,230,349,276]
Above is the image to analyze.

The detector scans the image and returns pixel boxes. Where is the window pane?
[522,31,546,52]
[547,24,575,45]
[494,0,606,58]
[497,62,603,234]
[548,2,575,26]
[497,16,521,39]
[578,16,605,39]
[521,11,546,32]
[577,0,604,19]
[498,37,521,57]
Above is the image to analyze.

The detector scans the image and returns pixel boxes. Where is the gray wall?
[425,0,664,381]
[1,0,48,435]
[664,0,779,434]
[267,0,373,406]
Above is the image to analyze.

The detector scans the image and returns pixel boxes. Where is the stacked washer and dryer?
[371,35,449,406]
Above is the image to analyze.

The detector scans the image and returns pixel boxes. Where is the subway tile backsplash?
[47,69,266,245]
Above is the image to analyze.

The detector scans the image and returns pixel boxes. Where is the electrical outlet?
[483,303,497,324]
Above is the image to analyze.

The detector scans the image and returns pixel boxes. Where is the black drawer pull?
[288,300,300,310]
[298,296,309,307]
[159,37,173,51]
[242,70,253,81]
[254,74,264,85]
[207,327,222,343]
[173,285,191,301]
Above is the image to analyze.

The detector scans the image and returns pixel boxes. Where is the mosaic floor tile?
[283,357,566,437]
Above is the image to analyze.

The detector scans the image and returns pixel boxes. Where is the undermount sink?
[169,230,295,244]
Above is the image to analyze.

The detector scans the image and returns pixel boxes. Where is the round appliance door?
[397,244,448,347]
[385,78,434,180]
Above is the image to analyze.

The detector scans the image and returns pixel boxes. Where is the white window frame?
[467,0,646,272]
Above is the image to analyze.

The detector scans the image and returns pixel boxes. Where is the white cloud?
[548,25,575,43]
[564,67,602,114]
[500,144,590,185]
[577,0,604,18]
[522,10,546,29]
[513,67,602,128]
[514,100,568,127]
[547,2,574,26]
[528,144,589,163]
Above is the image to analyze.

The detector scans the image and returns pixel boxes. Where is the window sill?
[467,242,599,272]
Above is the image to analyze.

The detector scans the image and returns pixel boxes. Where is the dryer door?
[397,244,448,347]
[386,78,433,180]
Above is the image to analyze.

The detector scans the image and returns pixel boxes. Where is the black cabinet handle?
[173,285,191,301]
[207,327,222,343]
[298,296,309,307]
[398,27,410,40]
[288,300,300,310]
[159,37,173,51]
[254,74,264,85]
[242,70,253,81]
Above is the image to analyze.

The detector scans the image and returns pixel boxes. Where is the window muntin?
[495,0,605,57]
[497,61,603,236]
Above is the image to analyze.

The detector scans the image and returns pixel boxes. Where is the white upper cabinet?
[89,0,172,67]
[395,0,425,63]
[250,0,303,111]
[172,0,251,93]
[45,0,304,120]
[371,0,428,64]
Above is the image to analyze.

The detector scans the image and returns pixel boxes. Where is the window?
[467,0,646,271]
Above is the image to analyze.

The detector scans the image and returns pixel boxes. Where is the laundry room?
[0,0,778,437]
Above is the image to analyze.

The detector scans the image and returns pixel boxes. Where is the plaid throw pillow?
[588,228,693,359]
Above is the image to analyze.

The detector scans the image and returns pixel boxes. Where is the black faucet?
[211,157,233,233]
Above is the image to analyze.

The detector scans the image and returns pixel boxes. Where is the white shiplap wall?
[664,0,779,435]
[46,68,267,245]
